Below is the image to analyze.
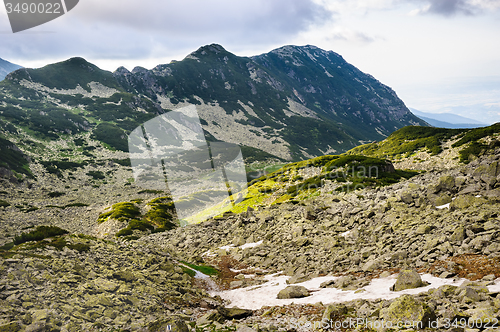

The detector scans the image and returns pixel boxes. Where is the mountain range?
[0,57,22,81]
[411,108,487,129]
[0,44,427,166]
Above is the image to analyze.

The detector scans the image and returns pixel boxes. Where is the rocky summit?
[1,44,500,332]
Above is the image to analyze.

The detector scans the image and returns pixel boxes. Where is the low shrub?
[48,191,65,198]
[14,226,69,245]
[97,202,141,223]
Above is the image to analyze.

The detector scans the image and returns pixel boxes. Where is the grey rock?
[322,304,348,321]
[217,307,253,319]
[380,295,436,329]
[391,269,428,291]
[362,260,379,272]
[276,285,310,299]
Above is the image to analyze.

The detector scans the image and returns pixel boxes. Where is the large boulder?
[434,193,452,206]
[391,269,428,291]
[277,285,310,299]
[450,226,466,243]
[362,260,379,272]
[450,195,486,210]
[438,176,456,192]
[380,295,436,329]
[322,304,348,321]
[217,307,253,319]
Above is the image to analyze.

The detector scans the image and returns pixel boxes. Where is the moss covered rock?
[391,269,427,291]
[217,306,253,319]
[0,322,22,332]
[322,304,348,321]
[450,195,486,209]
[381,295,436,329]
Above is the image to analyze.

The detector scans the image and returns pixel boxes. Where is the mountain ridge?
[1,44,427,162]
[411,108,488,128]
[0,57,22,81]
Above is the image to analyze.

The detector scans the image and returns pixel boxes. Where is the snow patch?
[340,230,351,237]
[212,273,473,310]
[240,240,263,250]
[436,203,450,209]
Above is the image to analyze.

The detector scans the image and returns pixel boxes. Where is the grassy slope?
[187,154,419,223]
[0,136,32,177]
[345,124,500,163]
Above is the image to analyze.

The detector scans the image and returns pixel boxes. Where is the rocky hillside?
[1,122,500,331]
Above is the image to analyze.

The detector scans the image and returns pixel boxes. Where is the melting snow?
[436,196,457,209]
[240,240,263,249]
[340,230,351,237]
[219,241,263,251]
[210,273,499,310]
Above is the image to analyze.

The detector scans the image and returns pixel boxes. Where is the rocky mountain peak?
[113,66,131,76]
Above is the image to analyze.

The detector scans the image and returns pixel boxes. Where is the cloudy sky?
[1,0,499,123]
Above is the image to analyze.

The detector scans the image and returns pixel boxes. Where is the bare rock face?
[276,285,310,299]
[391,269,429,291]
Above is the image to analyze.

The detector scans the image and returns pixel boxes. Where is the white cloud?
[0,0,332,66]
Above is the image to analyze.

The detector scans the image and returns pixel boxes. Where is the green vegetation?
[97,202,141,223]
[12,57,123,92]
[144,197,177,232]
[346,124,500,164]
[138,189,164,194]
[64,202,89,208]
[87,170,105,180]
[116,219,155,237]
[179,261,219,276]
[458,139,500,163]
[13,226,69,245]
[451,123,500,148]
[181,266,197,277]
[14,203,39,213]
[98,198,178,237]
[200,153,420,218]
[17,237,90,252]
[112,158,132,167]
[240,145,286,164]
[46,202,89,209]
[41,160,87,177]
[48,191,65,198]
[92,123,128,151]
[347,126,464,159]
[0,137,32,177]
[285,155,418,196]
